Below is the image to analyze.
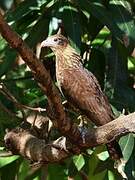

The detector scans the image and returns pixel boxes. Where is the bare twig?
[0,83,46,112]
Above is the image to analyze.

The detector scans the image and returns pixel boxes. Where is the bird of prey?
[41,33,122,160]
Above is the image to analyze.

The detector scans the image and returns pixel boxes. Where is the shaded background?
[0,0,135,179]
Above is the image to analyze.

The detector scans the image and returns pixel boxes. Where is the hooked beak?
[41,38,54,48]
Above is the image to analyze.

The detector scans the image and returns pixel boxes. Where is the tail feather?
[107,141,128,179]
[107,140,123,160]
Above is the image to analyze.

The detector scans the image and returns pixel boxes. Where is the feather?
[41,34,123,160]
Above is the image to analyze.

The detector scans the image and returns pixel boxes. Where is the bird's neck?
[53,45,82,69]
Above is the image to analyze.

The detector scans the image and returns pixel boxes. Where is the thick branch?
[0,12,81,143]
[82,112,135,147]
[4,129,71,163]
[4,112,135,163]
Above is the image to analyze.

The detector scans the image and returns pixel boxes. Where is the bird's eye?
[54,38,58,42]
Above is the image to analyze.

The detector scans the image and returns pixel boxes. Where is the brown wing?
[60,66,114,126]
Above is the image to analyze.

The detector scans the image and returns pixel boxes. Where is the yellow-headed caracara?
[41,34,123,161]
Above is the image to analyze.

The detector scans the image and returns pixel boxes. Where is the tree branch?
[4,112,135,163]
[4,129,71,163]
[0,12,81,144]
[81,112,135,148]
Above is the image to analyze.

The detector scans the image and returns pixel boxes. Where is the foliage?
[0,0,135,179]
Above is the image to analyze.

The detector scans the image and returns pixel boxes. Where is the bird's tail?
[107,140,123,160]
[107,141,128,179]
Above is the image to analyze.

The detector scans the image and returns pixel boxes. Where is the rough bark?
[4,112,135,163]
[0,12,81,145]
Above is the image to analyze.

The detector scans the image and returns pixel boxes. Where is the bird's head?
[41,34,69,51]
[41,33,81,67]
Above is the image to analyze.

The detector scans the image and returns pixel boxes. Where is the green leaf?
[124,145,135,180]
[97,151,109,161]
[91,28,110,46]
[0,36,7,51]
[73,154,85,171]
[25,15,50,48]
[61,2,81,53]
[108,170,115,180]
[87,14,104,41]
[86,48,106,89]
[94,158,122,179]
[76,0,135,51]
[119,134,134,161]
[87,152,108,180]
[15,11,39,35]
[93,170,107,180]
[0,155,19,168]
[88,152,100,177]
[109,0,135,50]
[67,159,78,177]
[0,0,13,10]
[19,160,42,180]
[6,0,38,23]
[0,158,21,180]
[48,163,68,180]
[106,37,135,111]
[0,46,17,77]
[18,160,30,180]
